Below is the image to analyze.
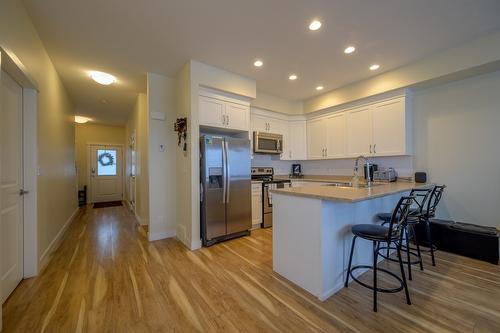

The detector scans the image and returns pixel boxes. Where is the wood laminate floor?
[3,205,500,332]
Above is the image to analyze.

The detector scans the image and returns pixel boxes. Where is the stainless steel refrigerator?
[200,135,252,246]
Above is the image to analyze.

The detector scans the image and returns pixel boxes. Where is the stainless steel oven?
[262,181,291,228]
[253,132,283,154]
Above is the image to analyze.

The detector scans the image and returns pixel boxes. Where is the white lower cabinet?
[251,183,262,227]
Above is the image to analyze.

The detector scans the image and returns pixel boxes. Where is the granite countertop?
[274,175,356,183]
[271,179,430,203]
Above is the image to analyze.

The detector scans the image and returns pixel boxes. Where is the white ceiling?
[23,0,500,125]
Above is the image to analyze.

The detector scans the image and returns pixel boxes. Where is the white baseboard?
[39,207,80,271]
[149,229,176,242]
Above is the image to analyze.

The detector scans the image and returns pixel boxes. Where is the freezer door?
[225,138,252,234]
[200,136,226,240]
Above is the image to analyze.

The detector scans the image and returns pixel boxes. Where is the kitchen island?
[271,180,428,301]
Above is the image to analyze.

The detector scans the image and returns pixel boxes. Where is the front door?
[90,145,123,203]
[1,69,24,303]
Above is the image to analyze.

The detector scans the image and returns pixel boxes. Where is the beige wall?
[251,91,303,115]
[0,0,77,267]
[412,70,500,228]
[75,123,125,188]
[147,73,177,240]
[125,93,149,225]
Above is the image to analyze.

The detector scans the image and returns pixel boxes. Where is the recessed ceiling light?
[369,64,380,71]
[89,71,116,85]
[309,20,322,31]
[75,116,91,124]
[289,74,298,81]
[254,60,263,67]
[344,46,356,54]
[316,86,324,91]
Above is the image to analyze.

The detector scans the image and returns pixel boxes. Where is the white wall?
[147,73,177,240]
[412,70,500,227]
[0,0,77,271]
[125,93,149,225]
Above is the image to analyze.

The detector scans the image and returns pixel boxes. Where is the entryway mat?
[93,201,123,209]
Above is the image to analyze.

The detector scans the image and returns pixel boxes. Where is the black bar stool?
[375,188,433,280]
[345,195,414,312]
[419,185,446,266]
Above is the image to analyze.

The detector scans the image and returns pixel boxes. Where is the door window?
[97,149,117,176]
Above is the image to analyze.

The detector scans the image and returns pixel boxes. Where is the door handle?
[369,144,372,154]
[222,140,227,203]
[373,144,376,154]
[19,189,29,196]
[225,141,230,204]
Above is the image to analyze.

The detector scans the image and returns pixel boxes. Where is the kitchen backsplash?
[252,154,414,177]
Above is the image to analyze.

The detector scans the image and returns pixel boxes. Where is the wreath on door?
[98,152,115,166]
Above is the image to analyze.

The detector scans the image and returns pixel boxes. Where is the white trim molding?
[149,229,176,242]
[38,207,80,271]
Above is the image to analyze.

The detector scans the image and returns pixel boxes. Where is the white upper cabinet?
[199,95,225,128]
[199,91,250,131]
[371,98,407,156]
[307,117,327,159]
[326,113,346,158]
[225,101,249,131]
[251,114,269,133]
[288,121,307,160]
[345,106,372,157]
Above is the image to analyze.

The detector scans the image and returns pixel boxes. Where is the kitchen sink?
[323,181,382,188]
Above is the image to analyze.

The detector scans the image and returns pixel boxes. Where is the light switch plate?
[151,111,166,121]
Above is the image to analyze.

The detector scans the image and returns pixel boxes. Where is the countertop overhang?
[270,180,430,203]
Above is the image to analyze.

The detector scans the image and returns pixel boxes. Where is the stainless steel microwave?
[253,131,283,154]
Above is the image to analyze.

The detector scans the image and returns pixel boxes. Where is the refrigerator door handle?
[225,140,231,203]
[222,140,227,204]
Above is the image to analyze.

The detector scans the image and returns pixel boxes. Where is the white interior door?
[90,145,123,203]
[129,133,136,212]
[1,69,24,303]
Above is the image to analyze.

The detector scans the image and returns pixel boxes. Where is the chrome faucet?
[353,155,372,185]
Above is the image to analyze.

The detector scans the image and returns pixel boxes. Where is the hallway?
[3,205,500,332]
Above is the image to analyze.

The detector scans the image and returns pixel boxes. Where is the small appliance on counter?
[290,164,302,178]
[363,163,378,182]
[373,167,398,182]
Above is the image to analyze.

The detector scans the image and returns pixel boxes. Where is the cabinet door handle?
[373,144,376,154]
[289,151,292,159]
[369,144,372,154]
[227,115,229,126]
[325,148,328,157]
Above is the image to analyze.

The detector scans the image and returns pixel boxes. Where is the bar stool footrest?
[348,265,404,293]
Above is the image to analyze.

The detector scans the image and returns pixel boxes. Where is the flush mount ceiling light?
[74,116,91,124]
[370,64,380,71]
[344,46,356,54]
[316,85,324,91]
[309,20,322,31]
[89,71,116,85]
[288,74,298,81]
[253,60,263,67]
